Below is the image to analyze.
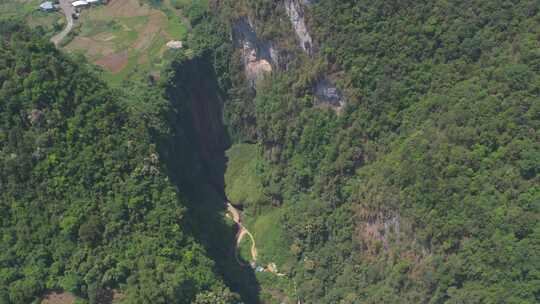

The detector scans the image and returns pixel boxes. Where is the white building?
[72,0,88,7]
[39,1,55,11]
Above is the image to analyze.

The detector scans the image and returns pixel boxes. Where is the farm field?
[1,0,63,33]
[64,0,188,85]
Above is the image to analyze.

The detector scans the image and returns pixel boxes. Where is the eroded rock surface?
[314,77,345,109]
[285,0,313,55]
[233,17,277,88]
[284,1,345,109]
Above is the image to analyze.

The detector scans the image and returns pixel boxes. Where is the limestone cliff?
[284,0,346,109]
[232,17,278,88]
[284,0,313,55]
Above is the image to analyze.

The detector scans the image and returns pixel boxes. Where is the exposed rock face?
[285,0,313,55]
[231,3,345,109]
[284,0,346,109]
[232,17,277,88]
[314,77,345,109]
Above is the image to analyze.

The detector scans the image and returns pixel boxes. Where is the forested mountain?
[213,0,540,303]
[0,20,239,303]
[1,0,539,303]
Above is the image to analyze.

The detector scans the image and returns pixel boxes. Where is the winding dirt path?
[226,202,289,278]
[51,0,75,46]
[226,202,258,265]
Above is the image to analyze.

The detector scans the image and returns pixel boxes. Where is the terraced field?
[63,0,188,85]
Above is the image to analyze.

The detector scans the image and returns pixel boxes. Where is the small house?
[72,0,88,7]
[39,1,55,11]
[166,40,183,49]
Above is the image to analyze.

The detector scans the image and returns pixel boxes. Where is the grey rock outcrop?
[314,78,345,109]
[232,17,277,88]
[284,0,346,109]
[284,0,313,55]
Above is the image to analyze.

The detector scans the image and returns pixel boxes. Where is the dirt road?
[226,202,258,264]
[51,0,75,46]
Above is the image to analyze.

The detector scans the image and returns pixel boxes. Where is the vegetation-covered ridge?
[217,0,540,303]
[1,0,539,303]
[0,21,240,304]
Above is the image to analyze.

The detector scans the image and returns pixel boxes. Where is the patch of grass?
[80,19,121,37]
[121,15,150,30]
[251,215,298,304]
[1,0,40,18]
[164,10,187,40]
[225,144,269,208]
[247,208,295,269]
[147,33,167,62]
[111,29,139,52]
[238,235,253,263]
[103,53,140,86]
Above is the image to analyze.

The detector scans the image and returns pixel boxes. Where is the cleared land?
[41,292,76,304]
[63,0,188,85]
[224,143,296,302]
[1,0,63,32]
[224,144,269,208]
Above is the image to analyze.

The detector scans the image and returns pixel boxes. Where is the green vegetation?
[238,236,253,262]
[0,0,62,34]
[1,0,539,303]
[0,21,240,304]
[214,0,540,303]
[64,0,189,85]
[225,144,268,209]
[247,208,293,269]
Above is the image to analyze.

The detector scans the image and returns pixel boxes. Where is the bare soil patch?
[41,292,75,304]
[65,36,115,58]
[96,51,129,73]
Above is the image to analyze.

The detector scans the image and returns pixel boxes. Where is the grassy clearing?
[247,207,296,269]
[224,143,297,302]
[102,54,137,86]
[164,10,188,39]
[238,235,253,263]
[224,144,294,266]
[225,144,269,208]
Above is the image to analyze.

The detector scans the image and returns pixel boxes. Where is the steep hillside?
[1,0,539,303]
[216,0,540,303]
[0,21,239,304]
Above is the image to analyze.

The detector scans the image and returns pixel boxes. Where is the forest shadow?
[155,54,261,303]
[158,143,262,303]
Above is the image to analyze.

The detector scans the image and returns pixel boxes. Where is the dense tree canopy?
[1,0,539,302]
[214,0,540,303]
[0,21,239,304]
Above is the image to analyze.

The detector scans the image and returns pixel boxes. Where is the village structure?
[39,0,104,12]
[40,0,182,50]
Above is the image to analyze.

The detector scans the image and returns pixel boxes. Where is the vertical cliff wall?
[232,17,278,88]
[283,0,345,109]
[284,0,314,55]
[166,56,229,164]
